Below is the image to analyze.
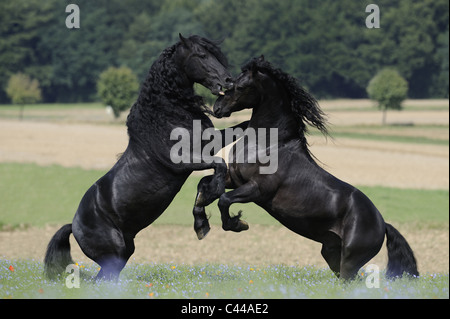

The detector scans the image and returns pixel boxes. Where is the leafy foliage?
[97,66,139,118]
[0,0,448,102]
[5,72,42,119]
[367,68,408,124]
[367,68,408,110]
[6,73,42,105]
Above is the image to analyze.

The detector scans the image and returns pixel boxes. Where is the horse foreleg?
[218,180,260,232]
[192,175,214,240]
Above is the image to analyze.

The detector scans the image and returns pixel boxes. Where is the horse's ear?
[179,33,192,49]
[258,55,265,62]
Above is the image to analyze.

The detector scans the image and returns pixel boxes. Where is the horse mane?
[189,35,228,68]
[242,57,329,147]
[134,41,203,114]
[127,36,226,145]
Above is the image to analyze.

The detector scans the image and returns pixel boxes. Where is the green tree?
[0,0,56,102]
[118,5,204,82]
[366,68,408,125]
[97,66,139,118]
[6,73,42,120]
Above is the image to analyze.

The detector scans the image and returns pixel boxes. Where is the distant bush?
[97,66,139,118]
[5,73,42,120]
[367,68,408,125]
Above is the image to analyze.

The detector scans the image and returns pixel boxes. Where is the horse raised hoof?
[195,223,211,240]
[235,219,249,232]
[222,211,249,232]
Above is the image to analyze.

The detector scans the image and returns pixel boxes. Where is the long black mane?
[242,58,329,143]
[127,36,228,147]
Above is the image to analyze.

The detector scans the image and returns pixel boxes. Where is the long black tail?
[44,224,73,279]
[385,223,419,279]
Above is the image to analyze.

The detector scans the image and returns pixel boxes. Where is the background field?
[0,100,448,298]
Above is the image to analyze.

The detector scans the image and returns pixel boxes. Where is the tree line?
[0,0,448,104]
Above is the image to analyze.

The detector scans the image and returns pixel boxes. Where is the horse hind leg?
[74,221,135,281]
[320,234,342,277]
[339,232,384,281]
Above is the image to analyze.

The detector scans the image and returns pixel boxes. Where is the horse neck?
[139,55,193,105]
[127,50,203,149]
[249,86,298,142]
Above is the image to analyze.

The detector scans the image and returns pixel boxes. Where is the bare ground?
[0,108,448,273]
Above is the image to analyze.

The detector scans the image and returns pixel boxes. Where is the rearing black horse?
[212,56,419,280]
[44,35,236,280]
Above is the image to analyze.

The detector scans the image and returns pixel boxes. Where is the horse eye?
[198,53,207,59]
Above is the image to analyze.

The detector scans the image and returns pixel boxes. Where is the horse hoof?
[237,220,249,232]
[223,220,249,232]
[195,225,211,240]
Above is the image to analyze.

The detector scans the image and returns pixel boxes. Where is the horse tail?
[385,223,419,279]
[44,224,74,279]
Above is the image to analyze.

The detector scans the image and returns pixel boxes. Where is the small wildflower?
[148,292,154,297]
[249,280,254,284]
[145,283,153,288]
[8,265,14,272]
[171,266,176,270]
[250,267,254,271]
[205,292,209,297]
[38,288,44,294]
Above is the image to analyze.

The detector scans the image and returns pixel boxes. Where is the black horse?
[211,56,419,280]
[44,34,237,280]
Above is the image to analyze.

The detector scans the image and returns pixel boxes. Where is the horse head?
[177,34,233,96]
[213,56,268,118]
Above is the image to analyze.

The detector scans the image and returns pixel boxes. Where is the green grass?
[309,124,449,146]
[1,260,448,299]
[0,163,105,228]
[0,163,448,229]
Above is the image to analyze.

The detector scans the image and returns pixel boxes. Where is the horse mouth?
[211,84,226,96]
[213,98,231,118]
[211,80,233,96]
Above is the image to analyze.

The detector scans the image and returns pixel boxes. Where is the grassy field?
[1,260,448,299]
[0,163,448,299]
[0,100,448,299]
[0,163,448,229]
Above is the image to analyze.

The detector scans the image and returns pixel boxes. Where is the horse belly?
[111,177,185,234]
[267,189,339,242]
